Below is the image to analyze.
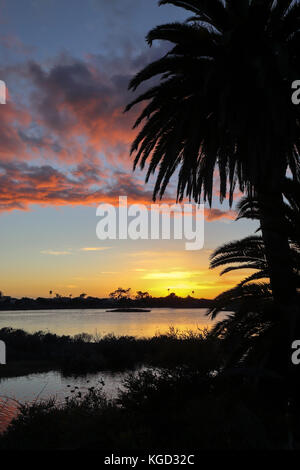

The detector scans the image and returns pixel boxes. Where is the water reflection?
[0,308,226,337]
[0,397,19,434]
[0,368,143,434]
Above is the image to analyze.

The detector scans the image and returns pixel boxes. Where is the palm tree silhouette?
[211,235,268,287]
[206,179,300,379]
[126,0,300,315]
[208,178,300,318]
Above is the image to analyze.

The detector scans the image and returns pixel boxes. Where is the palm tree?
[208,178,300,318]
[206,181,300,378]
[126,0,300,319]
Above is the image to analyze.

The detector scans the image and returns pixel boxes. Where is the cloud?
[0,161,157,212]
[127,251,181,258]
[41,250,72,256]
[0,48,170,213]
[0,159,237,224]
[0,51,240,221]
[0,34,35,56]
[143,271,204,280]
[204,208,237,221]
[22,51,159,167]
[0,100,32,160]
[80,247,111,252]
[0,46,161,166]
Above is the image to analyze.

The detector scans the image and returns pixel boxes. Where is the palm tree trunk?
[258,189,297,305]
[258,188,299,421]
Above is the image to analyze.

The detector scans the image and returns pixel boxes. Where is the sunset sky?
[0,0,257,299]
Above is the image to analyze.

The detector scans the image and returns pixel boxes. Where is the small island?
[106,308,151,313]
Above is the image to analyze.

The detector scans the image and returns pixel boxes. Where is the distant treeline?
[0,292,213,311]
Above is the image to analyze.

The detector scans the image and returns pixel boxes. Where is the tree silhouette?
[135,291,151,301]
[109,288,131,301]
[126,0,300,317]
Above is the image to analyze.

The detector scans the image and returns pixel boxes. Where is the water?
[0,368,140,434]
[0,308,226,338]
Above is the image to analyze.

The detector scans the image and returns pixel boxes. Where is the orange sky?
[0,235,256,299]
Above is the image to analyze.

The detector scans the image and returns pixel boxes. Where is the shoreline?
[0,305,212,312]
[0,326,218,379]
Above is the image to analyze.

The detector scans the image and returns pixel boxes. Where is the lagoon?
[0,308,227,338]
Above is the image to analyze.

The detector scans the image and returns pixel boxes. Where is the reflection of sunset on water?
[0,397,19,434]
[0,309,228,338]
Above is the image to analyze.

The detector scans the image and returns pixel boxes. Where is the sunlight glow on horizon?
[1,247,256,300]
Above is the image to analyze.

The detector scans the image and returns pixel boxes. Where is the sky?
[0,0,257,299]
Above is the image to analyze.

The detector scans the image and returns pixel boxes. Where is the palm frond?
[159,0,229,31]
[207,282,272,319]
